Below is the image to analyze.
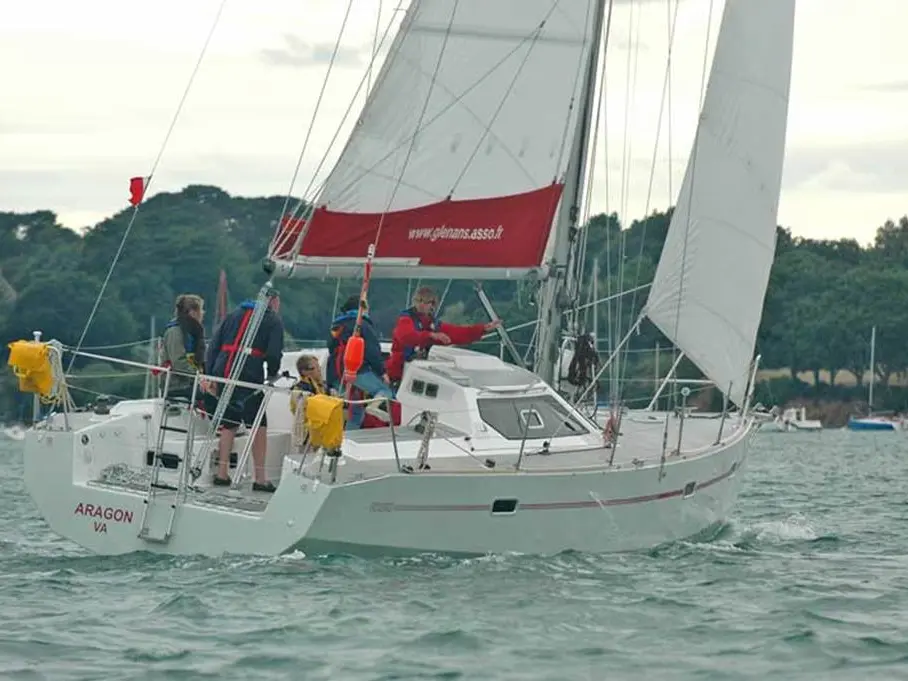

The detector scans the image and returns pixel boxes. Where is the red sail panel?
[272,184,564,269]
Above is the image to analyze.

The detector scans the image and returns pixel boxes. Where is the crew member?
[289,354,329,415]
[326,296,393,429]
[387,286,501,384]
[160,293,210,400]
[205,296,284,492]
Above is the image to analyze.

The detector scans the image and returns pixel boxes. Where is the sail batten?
[275,0,598,278]
[643,0,796,406]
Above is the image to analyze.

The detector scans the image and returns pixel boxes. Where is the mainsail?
[271,0,600,280]
[643,0,796,406]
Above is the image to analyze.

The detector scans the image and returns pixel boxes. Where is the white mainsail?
[643,0,796,406]
[276,0,600,280]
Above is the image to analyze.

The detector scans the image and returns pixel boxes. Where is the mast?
[592,257,599,347]
[868,325,876,413]
[535,0,608,385]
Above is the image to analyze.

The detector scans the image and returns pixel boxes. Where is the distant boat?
[846,326,901,431]
[846,416,902,432]
[760,406,822,433]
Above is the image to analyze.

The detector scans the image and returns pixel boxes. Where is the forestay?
[272,0,599,280]
[643,0,796,406]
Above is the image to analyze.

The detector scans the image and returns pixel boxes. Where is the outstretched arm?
[438,320,499,345]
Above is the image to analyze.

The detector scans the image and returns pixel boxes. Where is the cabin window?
[682,481,696,498]
[425,383,439,398]
[410,379,425,395]
[519,409,544,430]
[491,498,518,514]
[476,395,590,440]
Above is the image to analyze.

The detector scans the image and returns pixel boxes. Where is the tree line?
[1,184,906,422]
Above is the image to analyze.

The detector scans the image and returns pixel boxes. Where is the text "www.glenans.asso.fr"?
[407,225,505,242]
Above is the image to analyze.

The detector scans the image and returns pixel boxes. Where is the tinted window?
[476,395,590,440]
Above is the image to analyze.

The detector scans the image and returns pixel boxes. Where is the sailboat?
[846,326,904,431]
[8,0,795,557]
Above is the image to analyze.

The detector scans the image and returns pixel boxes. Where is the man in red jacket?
[387,286,502,384]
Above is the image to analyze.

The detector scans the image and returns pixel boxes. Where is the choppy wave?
[1,432,907,680]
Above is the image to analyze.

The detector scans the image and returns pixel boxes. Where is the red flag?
[128,176,146,206]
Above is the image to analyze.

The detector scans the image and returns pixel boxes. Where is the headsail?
[272,0,599,280]
[643,0,796,407]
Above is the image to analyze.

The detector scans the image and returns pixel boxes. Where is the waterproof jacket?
[205,300,284,384]
[326,310,385,389]
[387,308,485,381]
[161,318,205,390]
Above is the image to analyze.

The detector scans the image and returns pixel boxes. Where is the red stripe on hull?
[376,462,739,513]
[273,184,564,268]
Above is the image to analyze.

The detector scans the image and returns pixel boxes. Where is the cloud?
[261,34,367,68]
[858,81,908,93]
[783,141,908,194]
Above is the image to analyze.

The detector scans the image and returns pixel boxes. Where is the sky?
[1,0,906,245]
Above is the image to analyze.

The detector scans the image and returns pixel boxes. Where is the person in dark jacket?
[160,293,210,400]
[327,296,393,429]
[204,296,284,492]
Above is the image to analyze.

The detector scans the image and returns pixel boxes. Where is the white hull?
[757,406,822,433]
[21,349,754,558]
[758,419,822,433]
[23,419,750,558]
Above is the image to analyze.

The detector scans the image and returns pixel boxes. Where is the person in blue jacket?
[327,296,393,429]
[204,296,284,492]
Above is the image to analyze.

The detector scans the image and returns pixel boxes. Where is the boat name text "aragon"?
[73,503,134,524]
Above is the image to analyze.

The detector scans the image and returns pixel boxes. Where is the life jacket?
[289,375,328,418]
[328,310,369,386]
[292,376,327,395]
[220,300,266,378]
[163,319,202,371]
[400,307,439,363]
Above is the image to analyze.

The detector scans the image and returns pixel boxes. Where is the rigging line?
[550,0,593,183]
[64,337,159,351]
[370,0,460,252]
[368,0,384,95]
[611,1,636,391]
[575,0,615,327]
[614,2,645,399]
[436,279,454,314]
[665,0,714,412]
[616,2,636,233]
[534,0,592,367]
[551,0,595,339]
[268,4,405,252]
[446,19,549,195]
[616,0,681,393]
[320,9,572,214]
[275,0,355,230]
[330,278,341,325]
[669,0,715,349]
[601,0,616,402]
[65,0,228,375]
[666,0,674,205]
